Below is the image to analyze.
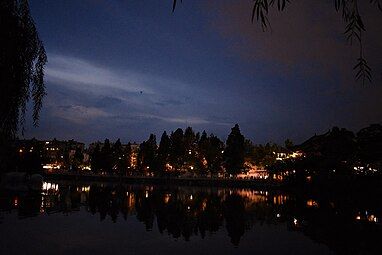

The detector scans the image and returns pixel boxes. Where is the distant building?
[128,143,139,169]
[16,138,85,172]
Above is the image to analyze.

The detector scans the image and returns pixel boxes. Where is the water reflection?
[1,181,381,254]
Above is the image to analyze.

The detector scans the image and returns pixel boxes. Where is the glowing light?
[19,149,23,153]
[368,215,378,223]
[81,186,90,192]
[293,218,298,225]
[190,166,194,170]
[145,191,149,198]
[276,213,281,218]
[190,195,193,200]
[356,215,361,220]
[306,199,319,208]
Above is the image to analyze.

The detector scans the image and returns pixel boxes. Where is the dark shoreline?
[44,173,281,189]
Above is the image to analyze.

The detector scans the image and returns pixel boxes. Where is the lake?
[0,180,381,254]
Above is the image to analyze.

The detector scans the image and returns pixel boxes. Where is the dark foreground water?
[0,181,381,255]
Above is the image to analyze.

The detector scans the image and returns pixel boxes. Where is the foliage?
[72,148,84,172]
[113,139,127,175]
[169,128,186,171]
[157,131,171,175]
[0,0,47,139]
[137,134,157,173]
[101,139,113,173]
[90,144,102,174]
[224,124,245,176]
[204,134,224,176]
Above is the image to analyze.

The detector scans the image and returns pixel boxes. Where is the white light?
[276,213,281,218]
[293,218,298,225]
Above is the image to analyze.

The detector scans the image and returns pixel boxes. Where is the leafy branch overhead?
[172,0,381,85]
[0,0,47,138]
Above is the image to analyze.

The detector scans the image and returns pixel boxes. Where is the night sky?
[24,0,382,145]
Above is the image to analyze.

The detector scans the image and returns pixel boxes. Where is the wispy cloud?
[45,54,156,94]
[52,105,111,125]
[138,113,232,126]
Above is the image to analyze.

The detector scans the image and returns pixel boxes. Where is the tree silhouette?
[113,138,127,176]
[0,0,46,171]
[138,134,157,174]
[224,124,245,176]
[101,139,112,174]
[0,0,47,139]
[205,134,224,177]
[170,128,186,171]
[157,131,171,175]
[72,148,84,172]
[90,144,101,174]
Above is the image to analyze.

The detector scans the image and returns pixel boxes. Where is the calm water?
[0,180,381,255]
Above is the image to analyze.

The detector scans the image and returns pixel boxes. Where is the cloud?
[45,54,154,94]
[155,98,185,107]
[137,113,232,126]
[207,0,382,83]
[52,105,111,124]
[41,54,232,134]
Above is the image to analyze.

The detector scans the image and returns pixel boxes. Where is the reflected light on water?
[2,181,381,254]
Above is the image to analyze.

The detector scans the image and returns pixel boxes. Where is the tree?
[197,130,209,174]
[169,128,186,171]
[157,131,171,175]
[172,0,382,84]
[284,139,294,150]
[252,142,280,166]
[1,0,47,171]
[357,124,382,165]
[72,148,84,172]
[90,144,101,174]
[0,0,47,136]
[101,139,113,174]
[224,124,245,176]
[205,134,224,177]
[125,142,133,175]
[184,126,197,165]
[113,138,126,176]
[138,134,157,174]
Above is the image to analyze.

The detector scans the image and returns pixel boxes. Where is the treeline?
[270,125,382,177]
[90,124,251,177]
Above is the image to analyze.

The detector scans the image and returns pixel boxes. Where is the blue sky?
[24,0,382,144]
